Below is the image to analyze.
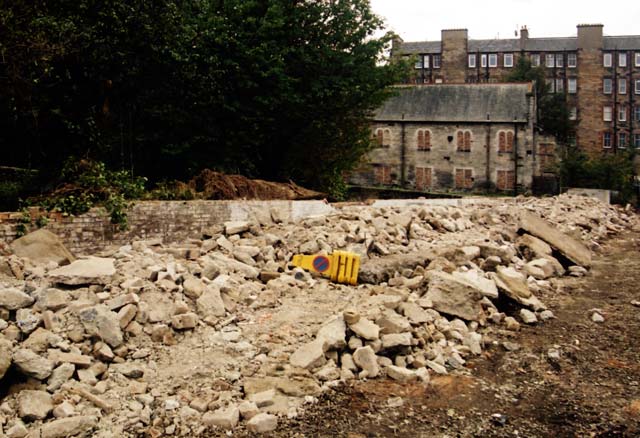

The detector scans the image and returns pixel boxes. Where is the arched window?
[417,129,431,150]
[457,130,471,151]
[498,131,514,152]
[374,128,391,148]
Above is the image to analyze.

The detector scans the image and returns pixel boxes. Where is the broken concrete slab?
[38,415,98,438]
[18,390,53,421]
[77,305,123,348]
[423,271,483,321]
[518,211,591,267]
[315,315,347,350]
[290,339,327,370]
[10,229,75,266]
[0,287,34,310]
[47,257,116,285]
[13,348,54,380]
[358,253,432,284]
[353,346,380,378]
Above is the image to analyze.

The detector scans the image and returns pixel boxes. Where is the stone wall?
[0,200,334,255]
[352,121,546,192]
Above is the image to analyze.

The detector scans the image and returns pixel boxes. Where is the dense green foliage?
[558,146,637,204]
[506,57,574,143]
[0,0,406,199]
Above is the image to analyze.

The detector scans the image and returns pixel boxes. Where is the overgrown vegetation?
[558,146,638,204]
[0,0,408,200]
[27,159,147,229]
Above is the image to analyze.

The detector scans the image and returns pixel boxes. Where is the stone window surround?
[468,54,476,68]
[603,78,613,94]
[603,106,612,122]
[568,78,577,94]
[567,53,577,68]
[618,132,627,148]
[603,131,612,148]
[603,52,613,67]
[503,53,513,68]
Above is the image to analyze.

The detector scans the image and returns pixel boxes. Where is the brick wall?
[0,200,333,255]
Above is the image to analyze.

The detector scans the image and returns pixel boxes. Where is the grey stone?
[247,413,278,433]
[36,289,70,311]
[452,270,499,299]
[224,221,250,235]
[375,309,411,334]
[182,277,205,298]
[47,363,76,392]
[425,360,447,374]
[249,389,276,408]
[516,234,553,260]
[353,346,380,378]
[238,401,259,420]
[13,349,54,380]
[381,333,412,349]
[18,390,53,421]
[424,271,483,321]
[349,318,380,340]
[358,253,432,284]
[386,365,417,382]
[399,302,432,324]
[77,305,123,348]
[10,229,75,266]
[290,339,326,370]
[202,405,240,429]
[519,211,591,267]
[16,308,41,334]
[316,315,346,350]
[171,313,198,330]
[48,257,116,285]
[520,309,538,324]
[0,338,12,380]
[38,416,98,438]
[591,312,605,323]
[0,288,34,310]
[196,285,227,318]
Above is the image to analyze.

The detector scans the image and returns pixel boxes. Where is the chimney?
[577,24,603,50]
[519,25,529,50]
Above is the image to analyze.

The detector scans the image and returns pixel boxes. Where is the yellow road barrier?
[291,251,360,285]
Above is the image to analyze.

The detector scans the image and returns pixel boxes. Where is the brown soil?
[236,231,640,437]
[188,170,324,200]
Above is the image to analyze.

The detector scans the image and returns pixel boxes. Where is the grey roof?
[397,35,640,55]
[374,84,532,123]
[604,36,640,50]
[468,39,519,52]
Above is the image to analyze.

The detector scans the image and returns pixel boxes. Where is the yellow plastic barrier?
[291,251,360,285]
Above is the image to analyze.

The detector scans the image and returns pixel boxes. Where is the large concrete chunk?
[48,257,116,285]
[518,211,591,267]
[13,349,54,380]
[353,346,380,378]
[0,338,12,379]
[196,285,227,318]
[424,271,483,321]
[494,266,532,299]
[0,287,34,310]
[290,339,326,370]
[10,229,75,266]
[316,315,346,350]
[77,305,123,348]
[39,415,98,438]
[18,390,53,420]
[358,253,432,284]
[452,270,499,299]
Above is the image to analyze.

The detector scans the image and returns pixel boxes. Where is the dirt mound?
[189,169,324,200]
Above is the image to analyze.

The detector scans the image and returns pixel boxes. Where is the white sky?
[370,0,640,41]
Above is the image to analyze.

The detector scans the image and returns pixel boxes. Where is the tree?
[506,56,574,143]
[0,0,406,198]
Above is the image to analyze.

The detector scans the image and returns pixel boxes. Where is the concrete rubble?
[0,193,637,436]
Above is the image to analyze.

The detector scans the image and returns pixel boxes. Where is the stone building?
[392,24,640,156]
[349,83,555,192]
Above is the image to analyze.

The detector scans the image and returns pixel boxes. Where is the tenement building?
[392,24,640,155]
[349,83,556,192]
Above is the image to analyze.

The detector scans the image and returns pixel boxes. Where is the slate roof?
[397,35,640,54]
[374,84,532,123]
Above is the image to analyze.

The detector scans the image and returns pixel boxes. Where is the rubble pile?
[0,194,637,437]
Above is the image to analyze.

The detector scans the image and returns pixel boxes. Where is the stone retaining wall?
[0,200,334,255]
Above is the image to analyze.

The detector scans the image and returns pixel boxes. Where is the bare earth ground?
[235,231,640,438]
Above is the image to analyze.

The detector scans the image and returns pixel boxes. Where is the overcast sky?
[369,0,640,42]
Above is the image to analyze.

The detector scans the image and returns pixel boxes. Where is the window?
[634,133,640,149]
[454,168,473,189]
[603,106,612,121]
[567,53,577,68]
[568,78,577,94]
[569,107,577,120]
[468,54,476,68]
[555,78,564,93]
[619,52,627,67]
[635,106,640,122]
[619,133,627,148]
[374,165,391,185]
[415,167,432,190]
[636,79,640,94]
[496,170,515,190]
[603,78,612,94]
[603,132,612,148]
[414,56,423,69]
[416,129,431,151]
[433,54,441,69]
[546,78,554,92]
[504,53,513,67]
[456,130,472,152]
[481,54,487,68]
[424,56,430,69]
[531,54,541,66]
[619,78,627,94]
[488,54,498,67]
[375,128,391,147]
[636,52,640,67]
[498,131,514,153]
[603,52,612,67]
[619,106,627,122]
[555,54,563,68]
[546,54,555,68]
